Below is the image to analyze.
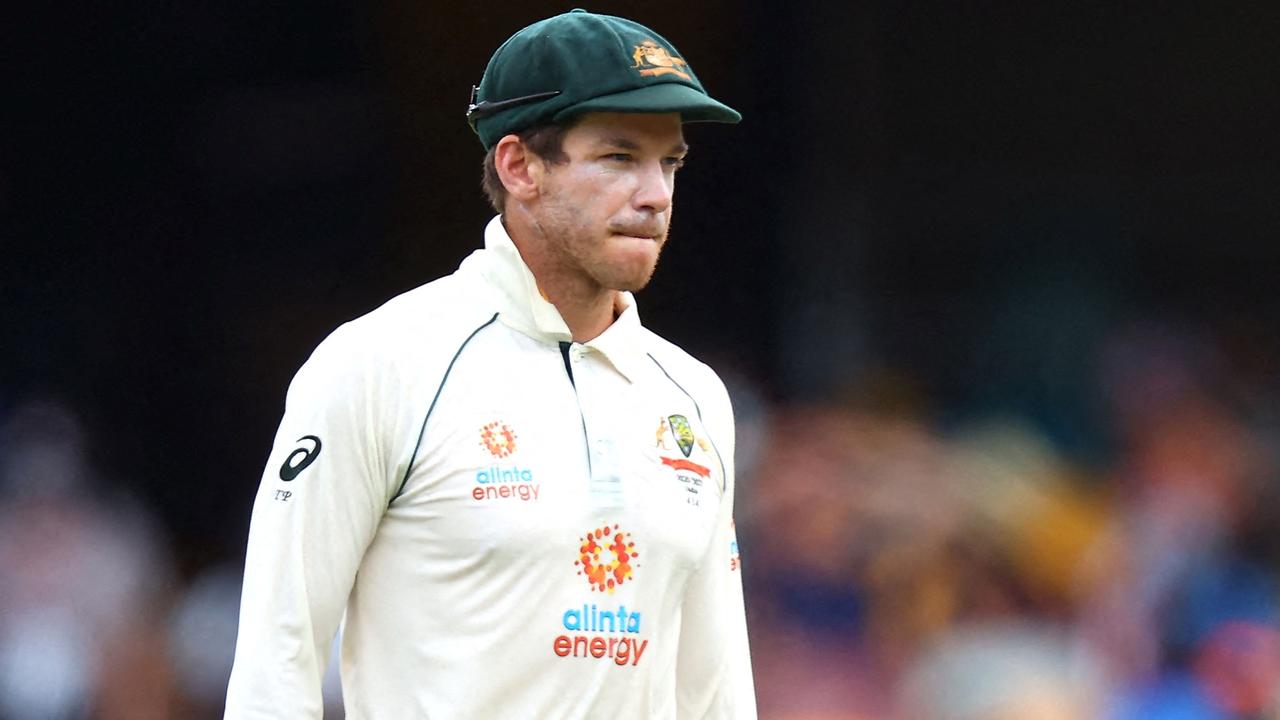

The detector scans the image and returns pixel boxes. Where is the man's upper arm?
[675,373,757,719]
[225,324,399,719]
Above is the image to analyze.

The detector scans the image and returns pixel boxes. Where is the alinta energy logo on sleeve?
[554,523,649,666]
[472,421,540,502]
[729,519,742,572]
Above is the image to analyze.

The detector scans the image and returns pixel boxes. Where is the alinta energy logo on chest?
[479,421,517,457]
[555,523,649,666]
[575,524,638,593]
[472,421,539,502]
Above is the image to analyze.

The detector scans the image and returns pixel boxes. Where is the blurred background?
[5,1,1280,717]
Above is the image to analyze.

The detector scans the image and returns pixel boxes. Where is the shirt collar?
[463,216,648,383]
[587,293,648,383]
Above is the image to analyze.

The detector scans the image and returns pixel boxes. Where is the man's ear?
[494,135,543,203]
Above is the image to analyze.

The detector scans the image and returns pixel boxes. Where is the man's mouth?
[611,230,660,240]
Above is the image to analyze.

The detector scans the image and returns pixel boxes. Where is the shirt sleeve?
[225,325,399,719]
[675,380,757,719]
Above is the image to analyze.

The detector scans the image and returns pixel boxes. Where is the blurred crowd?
[2,317,1278,719]
[740,319,1280,719]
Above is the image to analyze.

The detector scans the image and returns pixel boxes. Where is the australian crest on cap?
[632,39,690,81]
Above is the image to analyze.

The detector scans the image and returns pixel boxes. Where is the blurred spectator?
[747,406,963,718]
[168,561,346,718]
[0,397,175,718]
[898,621,1105,720]
[168,562,241,718]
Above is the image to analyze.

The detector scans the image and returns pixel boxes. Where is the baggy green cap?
[467,9,741,150]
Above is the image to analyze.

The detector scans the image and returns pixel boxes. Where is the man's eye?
[605,153,632,162]
[663,157,686,170]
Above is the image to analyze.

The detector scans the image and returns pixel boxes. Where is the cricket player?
[225,9,755,718]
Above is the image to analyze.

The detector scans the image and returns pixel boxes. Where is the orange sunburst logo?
[479,421,517,458]
[575,524,639,593]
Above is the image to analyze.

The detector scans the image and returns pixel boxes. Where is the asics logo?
[279,435,322,481]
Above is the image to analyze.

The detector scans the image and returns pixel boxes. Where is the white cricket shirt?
[225,217,756,718]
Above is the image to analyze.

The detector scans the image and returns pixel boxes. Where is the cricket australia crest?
[668,414,695,458]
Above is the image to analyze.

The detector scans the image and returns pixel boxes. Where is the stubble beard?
[535,193,668,294]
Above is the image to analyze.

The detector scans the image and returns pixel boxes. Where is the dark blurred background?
[4,2,1280,718]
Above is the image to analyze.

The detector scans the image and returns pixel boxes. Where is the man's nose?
[632,161,673,214]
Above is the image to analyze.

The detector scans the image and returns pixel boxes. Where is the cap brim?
[553,83,741,124]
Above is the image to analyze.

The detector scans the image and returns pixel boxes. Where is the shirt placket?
[562,342,626,510]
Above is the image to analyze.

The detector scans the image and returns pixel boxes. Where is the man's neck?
[539,280,621,343]
[502,213,621,343]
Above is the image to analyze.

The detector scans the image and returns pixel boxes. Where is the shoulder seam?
[391,312,500,504]
[646,352,727,493]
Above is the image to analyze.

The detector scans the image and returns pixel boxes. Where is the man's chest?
[389,341,726,571]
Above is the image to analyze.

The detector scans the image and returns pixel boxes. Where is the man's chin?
[600,263,659,293]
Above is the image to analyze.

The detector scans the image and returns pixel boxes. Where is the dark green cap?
[467,9,741,149]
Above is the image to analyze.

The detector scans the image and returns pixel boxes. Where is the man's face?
[528,112,687,293]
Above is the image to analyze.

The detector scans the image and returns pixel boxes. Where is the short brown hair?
[481,121,575,214]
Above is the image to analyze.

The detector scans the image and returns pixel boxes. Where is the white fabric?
[225,217,755,719]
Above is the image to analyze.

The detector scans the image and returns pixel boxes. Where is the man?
[225,9,755,718]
